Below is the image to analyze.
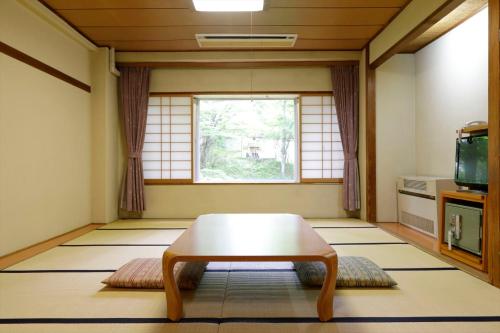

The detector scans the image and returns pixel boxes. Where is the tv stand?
[439,191,488,272]
[456,189,488,195]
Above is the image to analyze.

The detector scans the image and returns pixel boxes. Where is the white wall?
[0,1,122,256]
[91,48,122,223]
[0,0,93,255]
[145,65,346,218]
[415,9,488,177]
[376,54,416,222]
[150,67,332,92]
[373,9,488,222]
[118,51,364,219]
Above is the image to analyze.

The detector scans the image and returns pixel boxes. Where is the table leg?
[317,252,338,321]
[162,251,183,321]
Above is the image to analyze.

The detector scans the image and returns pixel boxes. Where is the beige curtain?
[119,66,150,213]
[331,65,360,211]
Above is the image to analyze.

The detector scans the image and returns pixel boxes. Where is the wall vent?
[403,179,427,192]
[400,211,435,235]
[195,34,297,48]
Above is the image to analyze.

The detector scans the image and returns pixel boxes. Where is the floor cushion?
[102,258,208,290]
[294,256,397,288]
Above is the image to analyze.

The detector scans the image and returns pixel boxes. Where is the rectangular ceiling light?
[196,34,297,48]
[193,0,264,12]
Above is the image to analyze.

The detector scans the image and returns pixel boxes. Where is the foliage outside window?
[196,98,297,182]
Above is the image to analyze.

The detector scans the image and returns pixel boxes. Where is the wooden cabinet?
[439,191,488,272]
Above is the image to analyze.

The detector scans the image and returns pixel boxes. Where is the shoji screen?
[300,95,344,182]
[142,95,193,183]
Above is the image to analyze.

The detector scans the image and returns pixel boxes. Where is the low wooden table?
[162,214,338,321]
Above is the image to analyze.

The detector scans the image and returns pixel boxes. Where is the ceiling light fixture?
[193,0,264,12]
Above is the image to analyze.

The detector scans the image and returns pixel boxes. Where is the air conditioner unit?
[397,176,457,238]
[195,34,297,48]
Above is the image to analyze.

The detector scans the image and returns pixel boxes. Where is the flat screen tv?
[455,134,488,192]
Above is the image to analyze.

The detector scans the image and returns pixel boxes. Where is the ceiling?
[40,0,411,52]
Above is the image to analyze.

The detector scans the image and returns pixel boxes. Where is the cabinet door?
[444,203,482,255]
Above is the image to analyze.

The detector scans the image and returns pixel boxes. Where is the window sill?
[144,179,343,185]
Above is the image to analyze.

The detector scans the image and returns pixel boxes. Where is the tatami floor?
[1,218,500,333]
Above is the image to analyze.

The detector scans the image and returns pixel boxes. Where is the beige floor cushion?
[294,256,397,288]
[102,258,208,290]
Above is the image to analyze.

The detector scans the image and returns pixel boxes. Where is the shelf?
[460,124,488,134]
[439,191,488,272]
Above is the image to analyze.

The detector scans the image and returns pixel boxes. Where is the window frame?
[299,93,344,184]
[193,95,300,184]
[143,92,344,185]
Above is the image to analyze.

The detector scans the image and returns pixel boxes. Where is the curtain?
[331,65,360,211]
[119,66,151,213]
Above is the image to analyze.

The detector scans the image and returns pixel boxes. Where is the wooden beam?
[0,41,91,93]
[488,0,500,287]
[0,224,104,269]
[370,0,466,69]
[365,47,377,222]
[116,60,359,69]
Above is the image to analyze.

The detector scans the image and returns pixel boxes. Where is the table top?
[165,214,335,260]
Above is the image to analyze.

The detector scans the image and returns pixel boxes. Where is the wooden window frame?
[299,93,344,184]
[144,93,194,185]
[144,92,344,185]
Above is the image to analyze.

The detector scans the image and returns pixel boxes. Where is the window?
[300,95,343,181]
[143,93,343,184]
[143,95,193,183]
[196,97,297,182]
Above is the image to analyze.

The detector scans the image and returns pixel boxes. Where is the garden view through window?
[196,97,297,182]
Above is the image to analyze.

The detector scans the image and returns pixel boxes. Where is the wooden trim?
[370,0,466,69]
[151,91,334,96]
[0,41,91,93]
[365,47,377,222]
[0,223,103,270]
[117,60,359,69]
[488,0,500,287]
[191,96,195,182]
[117,48,363,53]
[145,181,341,186]
[301,178,344,184]
[362,0,415,49]
[145,179,193,185]
[298,95,303,183]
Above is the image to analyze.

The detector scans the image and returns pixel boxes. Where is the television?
[455,134,488,192]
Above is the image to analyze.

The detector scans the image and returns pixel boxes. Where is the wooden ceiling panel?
[43,0,191,9]
[44,0,409,10]
[99,38,368,51]
[56,8,401,27]
[268,0,409,7]
[40,0,412,51]
[81,25,382,41]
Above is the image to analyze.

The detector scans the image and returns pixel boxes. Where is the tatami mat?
[333,244,452,268]
[63,229,184,245]
[307,219,374,228]
[219,322,500,333]
[98,219,194,229]
[315,228,404,244]
[0,272,227,318]
[1,218,500,333]
[0,324,219,333]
